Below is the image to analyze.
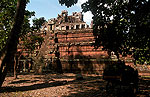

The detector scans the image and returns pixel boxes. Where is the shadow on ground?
[0,74,100,93]
[0,74,150,97]
[63,76,150,97]
[0,80,68,93]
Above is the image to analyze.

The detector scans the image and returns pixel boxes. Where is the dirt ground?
[0,73,150,97]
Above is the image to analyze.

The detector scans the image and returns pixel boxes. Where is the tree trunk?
[14,56,17,79]
[14,56,19,79]
[0,0,27,87]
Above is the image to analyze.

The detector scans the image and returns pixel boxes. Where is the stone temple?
[17,10,133,74]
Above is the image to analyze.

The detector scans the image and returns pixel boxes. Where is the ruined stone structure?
[42,10,89,31]
[36,10,109,74]
[18,10,134,74]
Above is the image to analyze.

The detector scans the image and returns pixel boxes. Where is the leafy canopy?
[32,17,46,31]
[0,0,17,50]
[81,0,150,64]
[59,0,78,7]
[59,0,150,64]
[0,0,44,54]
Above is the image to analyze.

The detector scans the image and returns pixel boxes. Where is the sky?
[26,0,93,25]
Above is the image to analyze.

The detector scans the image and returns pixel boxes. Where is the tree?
[19,16,45,53]
[32,17,46,31]
[13,10,35,79]
[81,0,150,64]
[59,0,150,64]
[0,0,60,87]
[0,0,35,79]
[0,0,28,87]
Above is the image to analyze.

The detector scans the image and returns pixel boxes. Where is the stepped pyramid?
[18,10,134,74]
[31,10,108,73]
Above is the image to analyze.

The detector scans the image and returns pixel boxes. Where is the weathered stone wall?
[46,29,111,74]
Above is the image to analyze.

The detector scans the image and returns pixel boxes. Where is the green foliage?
[81,0,150,64]
[0,0,17,50]
[59,0,78,7]
[21,10,35,36]
[133,48,150,65]
[0,0,35,51]
[32,17,46,31]
[20,16,45,52]
[0,0,44,54]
